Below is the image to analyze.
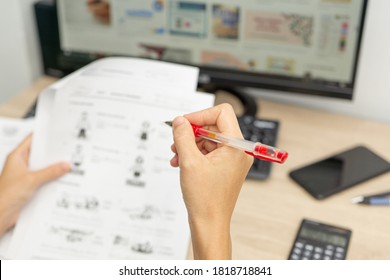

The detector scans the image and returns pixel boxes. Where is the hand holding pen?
[166,118,288,164]
[169,104,254,259]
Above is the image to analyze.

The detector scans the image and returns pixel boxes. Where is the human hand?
[0,135,70,237]
[170,104,253,259]
[87,0,110,24]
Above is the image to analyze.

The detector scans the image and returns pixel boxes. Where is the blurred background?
[1,0,390,123]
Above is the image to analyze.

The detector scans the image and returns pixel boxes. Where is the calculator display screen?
[300,226,347,247]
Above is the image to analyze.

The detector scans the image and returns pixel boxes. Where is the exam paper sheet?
[8,58,214,259]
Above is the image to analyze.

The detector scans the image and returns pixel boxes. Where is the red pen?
[165,121,288,164]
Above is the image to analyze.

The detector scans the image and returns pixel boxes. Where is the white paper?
[8,58,214,259]
[0,117,34,259]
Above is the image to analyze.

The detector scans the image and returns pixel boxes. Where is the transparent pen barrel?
[197,128,255,151]
[197,127,288,163]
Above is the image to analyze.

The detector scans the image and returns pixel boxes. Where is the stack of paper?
[4,58,214,259]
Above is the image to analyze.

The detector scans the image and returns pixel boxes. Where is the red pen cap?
[252,143,288,164]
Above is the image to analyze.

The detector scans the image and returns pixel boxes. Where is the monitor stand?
[198,84,258,116]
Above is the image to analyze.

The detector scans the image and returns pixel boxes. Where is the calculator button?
[324,255,331,260]
[336,247,345,253]
[313,253,322,260]
[291,254,300,260]
[324,249,333,256]
[335,252,344,259]
[326,245,335,250]
[302,257,309,260]
[295,242,304,249]
[293,248,302,255]
[305,244,314,251]
[303,250,312,258]
[314,247,323,253]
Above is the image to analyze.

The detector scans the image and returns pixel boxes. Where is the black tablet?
[289,146,390,199]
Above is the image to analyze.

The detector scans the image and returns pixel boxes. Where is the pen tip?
[351,196,364,204]
[164,121,173,127]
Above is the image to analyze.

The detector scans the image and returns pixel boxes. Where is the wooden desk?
[230,97,390,260]
[1,77,390,259]
[0,77,57,118]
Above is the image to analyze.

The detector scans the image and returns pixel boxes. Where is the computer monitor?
[56,0,368,108]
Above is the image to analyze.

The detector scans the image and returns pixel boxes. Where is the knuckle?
[219,103,234,113]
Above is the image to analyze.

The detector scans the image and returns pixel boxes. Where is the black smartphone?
[289,146,390,199]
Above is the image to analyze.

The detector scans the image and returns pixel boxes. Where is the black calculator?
[288,219,352,260]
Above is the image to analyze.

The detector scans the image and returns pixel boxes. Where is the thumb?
[172,116,202,163]
[29,162,71,189]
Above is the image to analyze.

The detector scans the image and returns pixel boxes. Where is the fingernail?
[173,116,185,128]
[61,162,71,172]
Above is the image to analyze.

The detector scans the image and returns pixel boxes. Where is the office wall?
[0,1,389,123]
[248,0,390,123]
[0,0,42,103]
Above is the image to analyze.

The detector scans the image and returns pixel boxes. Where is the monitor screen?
[57,0,368,99]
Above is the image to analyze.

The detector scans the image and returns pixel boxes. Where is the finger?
[170,143,177,154]
[29,162,71,189]
[14,133,32,153]
[170,155,179,167]
[195,138,218,154]
[172,116,203,166]
[10,134,33,161]
[204,140,218,153]
[184,103,242,137]
[173,137,216,156]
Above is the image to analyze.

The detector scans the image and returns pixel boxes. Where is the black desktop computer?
[34,0,99,77]
[33,0,369,179]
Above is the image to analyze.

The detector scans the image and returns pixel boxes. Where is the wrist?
[0,199,14,237]
[189,215,232,260]
[0,207,10,237]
